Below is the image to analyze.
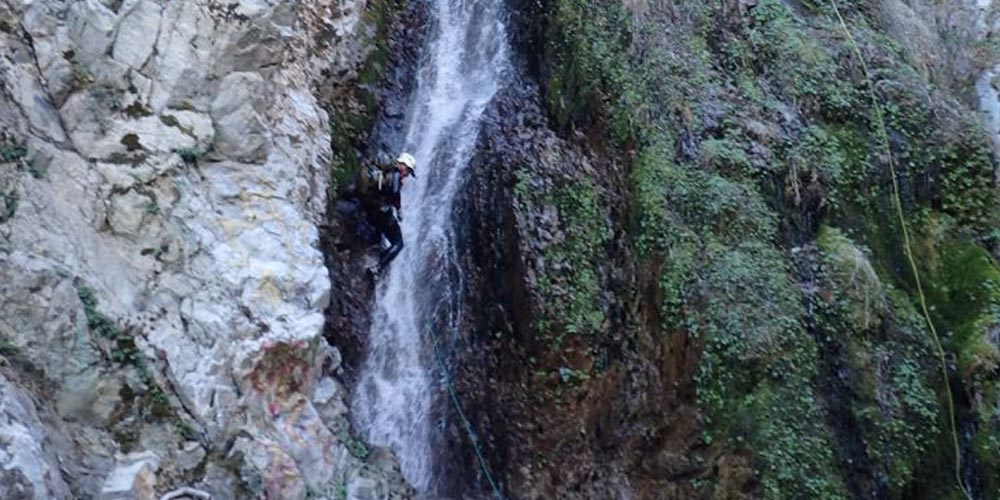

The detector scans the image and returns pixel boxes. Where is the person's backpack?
[357,153,394,196]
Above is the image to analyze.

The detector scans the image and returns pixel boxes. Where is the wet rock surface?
[322,0,426,383]
[446,0,1000,498]
[452,77,705,499]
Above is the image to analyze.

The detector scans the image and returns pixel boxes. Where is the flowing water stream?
[351,0,510,493]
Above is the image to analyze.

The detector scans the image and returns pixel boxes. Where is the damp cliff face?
[0,1,411,498]
[6,0,1000,499]
[449,0,1000,498]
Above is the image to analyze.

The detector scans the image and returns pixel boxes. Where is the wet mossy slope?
[495,0,1000,497]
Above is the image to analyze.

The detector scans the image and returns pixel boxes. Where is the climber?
[358,152,416,273]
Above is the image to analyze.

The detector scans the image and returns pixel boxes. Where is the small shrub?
[0,337,21,358]
[532,177,609,341]
[0,191,16,223]
[0,142,26,163]
[176,147,205,164]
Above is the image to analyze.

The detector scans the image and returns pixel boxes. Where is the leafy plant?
[0,191,16,223]
[176,147,205,164]
[0,141,26,163]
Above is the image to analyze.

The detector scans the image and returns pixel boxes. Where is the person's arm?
[391,173,402,210]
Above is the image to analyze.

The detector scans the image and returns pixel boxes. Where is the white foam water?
[351,0,510,493]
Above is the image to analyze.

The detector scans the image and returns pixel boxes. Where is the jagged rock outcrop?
[0,370,74,498]
[0,0,411,498]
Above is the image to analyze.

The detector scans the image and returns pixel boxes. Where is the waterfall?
[976,66,1000,155]
[351,0,510,494]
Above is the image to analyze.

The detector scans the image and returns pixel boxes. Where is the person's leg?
[379,242,403,268]
[378,217,404,267]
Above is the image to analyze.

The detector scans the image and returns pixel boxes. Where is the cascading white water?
[351,0,509,493]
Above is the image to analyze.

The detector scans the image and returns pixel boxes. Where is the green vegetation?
[0,337,23,359]
[524,175,609,342]
[538,0,1000,496]
[542,0,855,494]
[816,227,940,495]
[0,190,16,223]
[0,135,27,163]
[75,283,177,421]
[0,144,26,163]
[176,146,206,164]
[913,230,1000,493]
[326,0,404,194]
[77,283,143,367]
[332,417,371,460]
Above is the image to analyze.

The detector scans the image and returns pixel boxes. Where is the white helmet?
[396,152,417,176]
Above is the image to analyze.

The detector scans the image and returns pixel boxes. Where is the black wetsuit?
[365,166,405,268]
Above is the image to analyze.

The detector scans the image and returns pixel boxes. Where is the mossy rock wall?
[511,0,1000,496]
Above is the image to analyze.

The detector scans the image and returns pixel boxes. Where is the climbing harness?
[828,2,972,498]
[368,165,385,192]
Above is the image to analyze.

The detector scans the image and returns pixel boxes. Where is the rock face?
[5,0,1000,498]
[446,0,1000,499]
[0,0,411,498]
[0,370,74,499]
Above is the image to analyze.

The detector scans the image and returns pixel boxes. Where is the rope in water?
[827,2,971,498]
[428,329,505,499]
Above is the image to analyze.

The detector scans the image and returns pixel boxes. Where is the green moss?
[543,0,849,494]
[0,140,26,163]
[76,282,179,423]
[936,118,1000,235]
[544,0,638,142]
[540,0,997,495]
[630,144,673,257]
[815,227,947,496]
[916,235,1000,493]
[656,225,699,335]
[914,231,1000,372]
[752,383,848,499]
[176,147,206,164]
[694,241,848,499]
[824,124,873,208]
[530,176,609,341]
[700,137,754,177]
[816,226,885,329]
[743,0,858,120]
[694,242,803,417]
[860,294,940,495]
[326,0,403,194]
[0,191,16,223]
[971,381,1000,493]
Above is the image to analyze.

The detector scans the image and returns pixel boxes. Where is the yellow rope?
[827,2,971,498]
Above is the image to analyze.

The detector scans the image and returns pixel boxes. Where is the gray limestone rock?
[0,373,73,500]
[0,0,412,497]
[99,451,160,500]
